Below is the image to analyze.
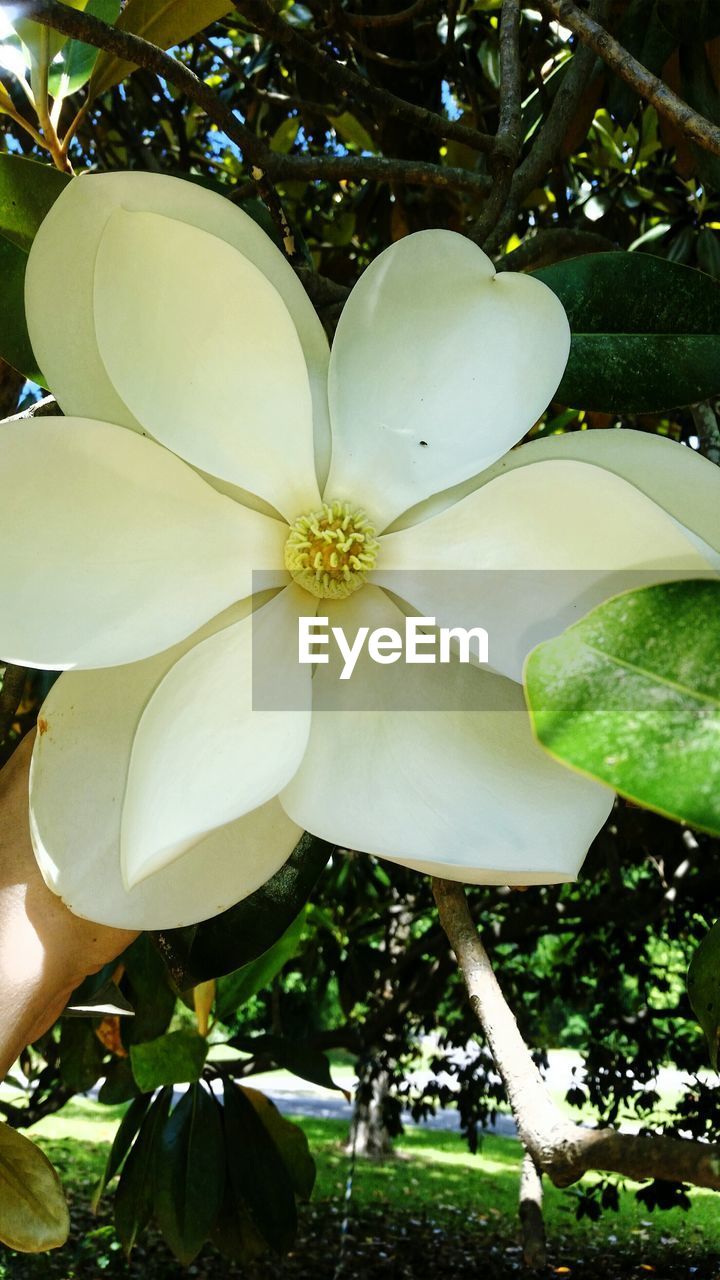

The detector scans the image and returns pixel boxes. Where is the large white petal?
[392,427,720,544]
[324,230,570,531]
[280,588,612,883]
[25,171,330,473]
[0,417,286,670]
[92,210,320,521]
[375,459,713,683]
[30,602,303,930]
[121,585,312,891]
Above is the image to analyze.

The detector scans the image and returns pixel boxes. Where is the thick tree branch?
[540,0,720,158]
[433,878,720,1193]
[467,0,521,243]
[519,1149,546,1269]
[494,226,616,271]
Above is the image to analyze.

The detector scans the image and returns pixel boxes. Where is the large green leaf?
[114,1087,172,1256]
[215,909,306,1020]
[0,233,43,384]
[222,1079,297,1254]
[48,0,121,98]
[532,252,720,411]
[88,0,238,99]
[0,1124,69,1252]
[0,154,69,252]
[525,580,720,835]
[155,1083,225,1265]
[243,1087,315,1199]
[130,1028,207,1091]
[230,1033,349,1096]
[153,832,333,985]
[688,920,720,1069]
[92,1093,153,1211]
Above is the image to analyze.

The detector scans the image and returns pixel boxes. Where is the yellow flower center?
[284,500,379,599]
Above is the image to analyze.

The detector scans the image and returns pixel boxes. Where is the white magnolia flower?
[1,172,718,930]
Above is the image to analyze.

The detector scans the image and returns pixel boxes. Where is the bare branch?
[468,0,522,244]
[433,878,720,1194]
[541,0,720,158]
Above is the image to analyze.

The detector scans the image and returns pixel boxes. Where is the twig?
[469,0,522,244]
[540,0,720,158]
[343,0,439,29]
[432,878,720,1193]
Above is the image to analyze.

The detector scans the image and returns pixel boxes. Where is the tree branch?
[432,878,720,1194]
[540,0,720,158]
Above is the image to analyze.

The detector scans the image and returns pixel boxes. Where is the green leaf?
[231,1033,349,1096]
[525,580,720,836]
[243,1087,315,1199]
[48,0,121,99]
[328,111,376,153]
[532,252,720,411]
[0,153,70,252]
[89,0,238,99]
[0,1124,69,1253]
[59,1019,104,1093]
[92,1093,152,1211]
[154,1083,225,1265]
[98,1059,140,1105]
[688,920,720,1068]
[130,1029,208,1092]
[123,933,176,1045]
[154,831,333,985]
[0,233,43,384]
[222,1079,297,1254]
[215,909,306,1020]
[114,1088,172,1256]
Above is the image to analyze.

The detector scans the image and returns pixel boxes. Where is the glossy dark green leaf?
[92,1093,152,1211]
[48,0,121,98]
[606,0,675,127]
[222,1079,297,1254]
[688,920,720,1069]
[59,1019,104,1092]
[215,909,306,1020]
[97,1058,140,1106]
[114,1088,172,1256]
[532,252,720,411]
[0,155,70,252]
[154,832,333,985]
[231,1033,349,1096]
[130,1029,207,1092]
[525,580,720,835]
[0,234,43,384]
[243,1087,315,1199]
[154,1083,225,1265]
[122,933,176,1044]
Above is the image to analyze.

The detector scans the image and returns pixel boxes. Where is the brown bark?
[519,1149,546,1269]
[432,879,720,1194]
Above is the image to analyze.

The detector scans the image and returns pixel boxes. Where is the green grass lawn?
[25,1095,720,1260]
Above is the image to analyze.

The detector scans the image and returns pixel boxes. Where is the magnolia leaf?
[0,154,70,252]
[155,1083,225,1265]
[92,1093,153,1211]
[48,0,121,99]
[222,1078,297,1253]
[154,831,333,986]
[532,252,720,411]
[525,580,720,835]
[59,1019,104,1092]
[215,909,306,1020]
[115,1088,172,1256]
[243,1087,316,1199]
[0,1124,69,1252]
[130,1029,207,1091]
[688,920,720,1069]
[0,233,44,384]
[231,1032,349,1097]
[88,0,238,99]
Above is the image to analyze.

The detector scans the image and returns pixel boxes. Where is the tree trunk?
[348,1064,394,1161]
